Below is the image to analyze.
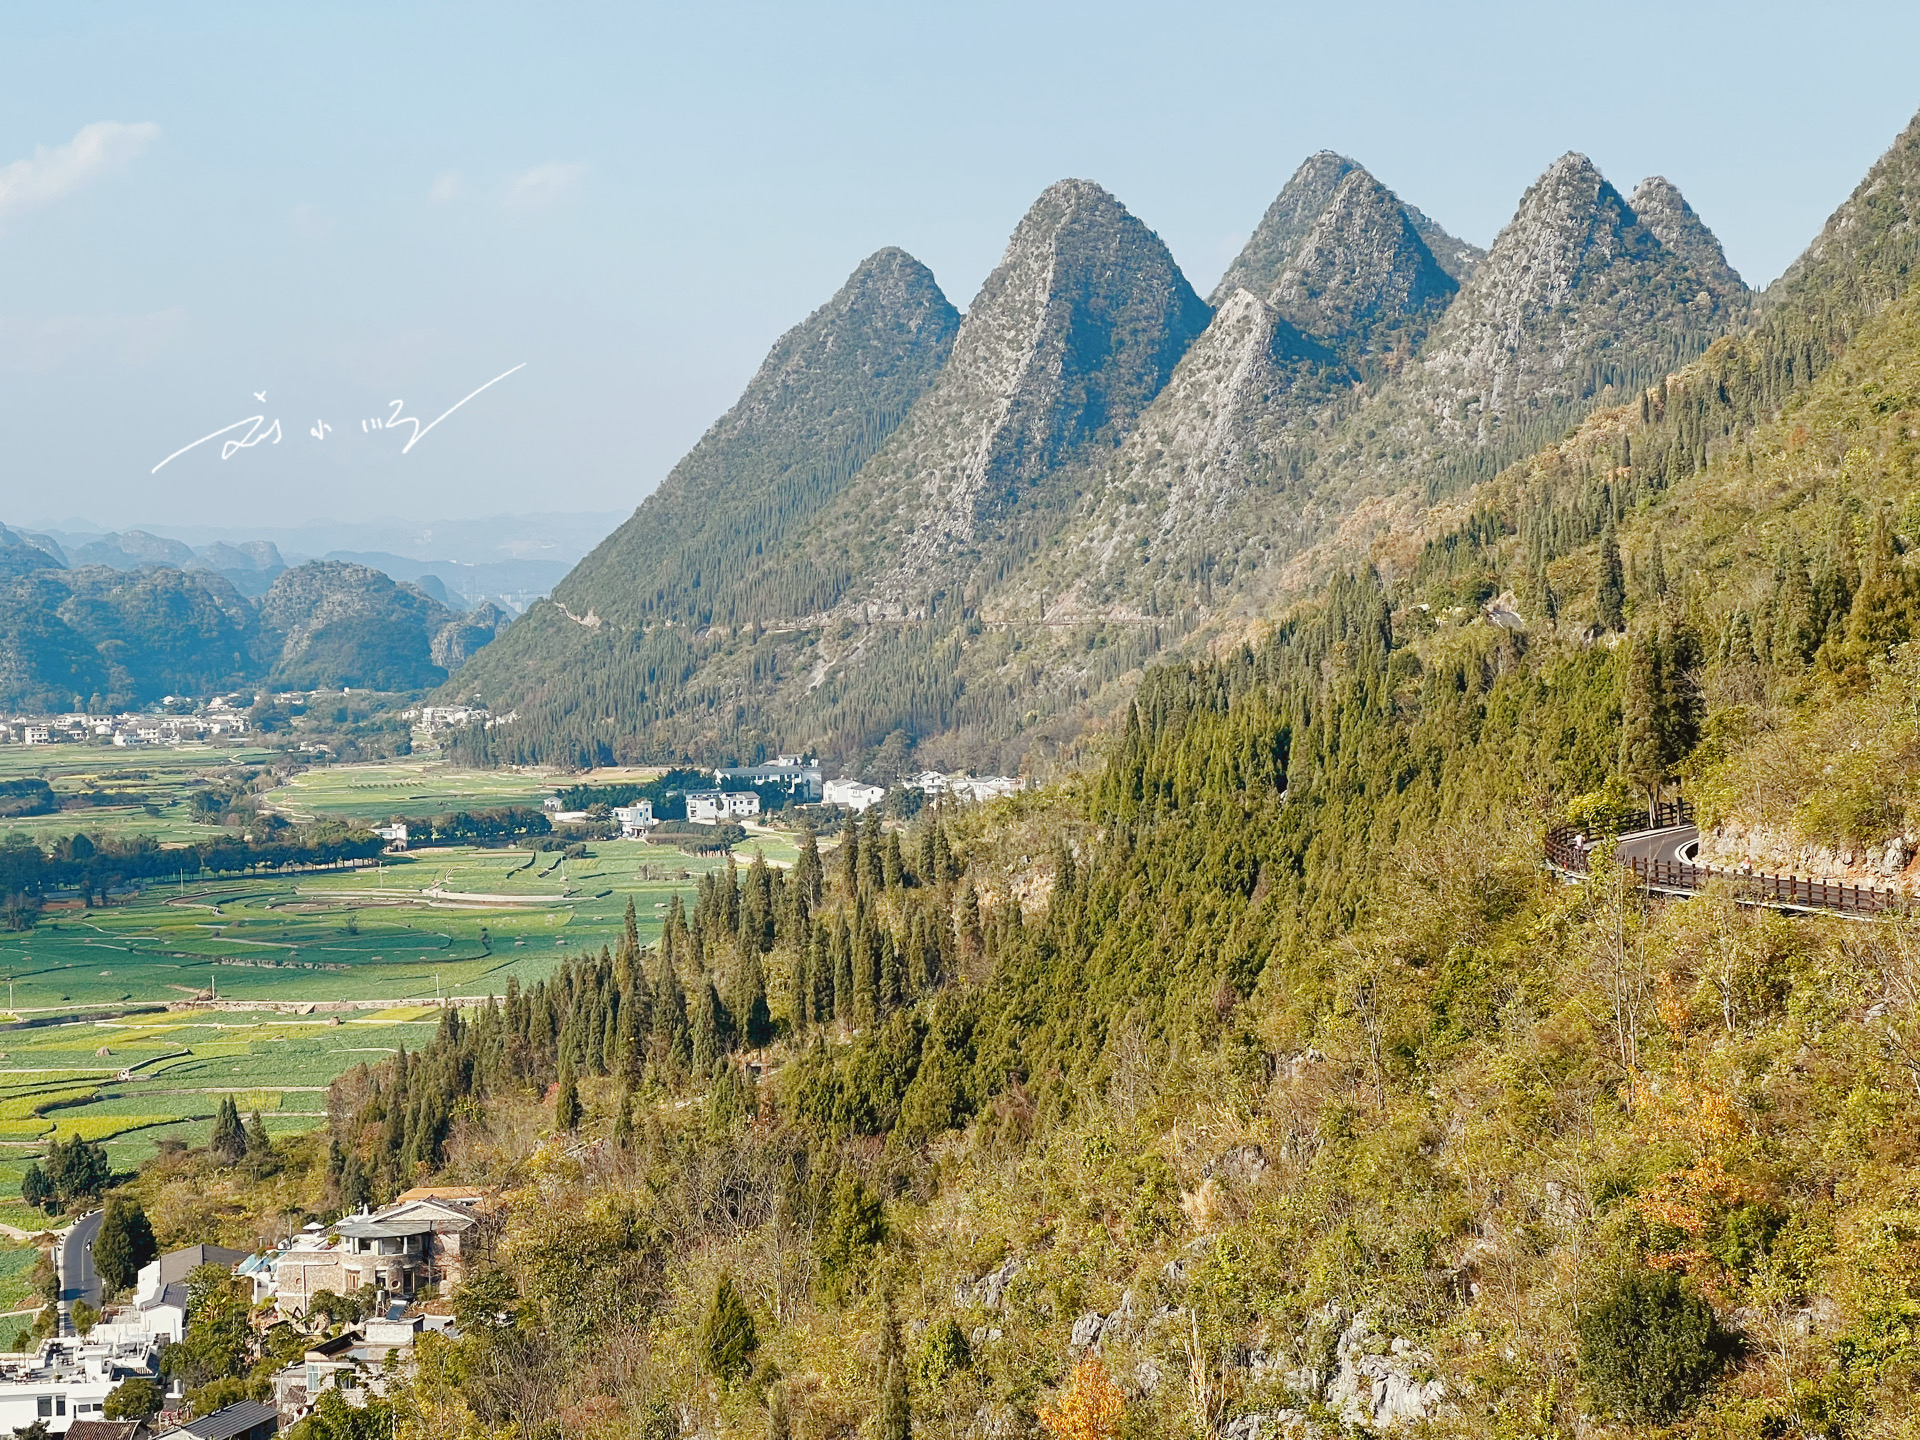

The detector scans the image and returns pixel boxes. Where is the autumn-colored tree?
[1038,1355,1125,1440]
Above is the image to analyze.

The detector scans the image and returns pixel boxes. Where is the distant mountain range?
[0,527,507,710]
[452,128,1778,771]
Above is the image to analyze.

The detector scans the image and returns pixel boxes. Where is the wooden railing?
[1545,809,1909,918]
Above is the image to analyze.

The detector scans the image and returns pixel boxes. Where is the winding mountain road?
[1616,823,1699,868]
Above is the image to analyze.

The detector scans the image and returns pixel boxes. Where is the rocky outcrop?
[1278,1306,1448,1430]
[1700,819,1920,889]
[431,601,508,673]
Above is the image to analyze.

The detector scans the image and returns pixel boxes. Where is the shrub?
[1578,1269,1735,1423]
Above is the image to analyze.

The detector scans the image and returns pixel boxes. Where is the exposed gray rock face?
[1038,288,1347,617]
[954,1254,1023,1311]
[1270,169,1458,362]
[1630,176,1748,304]
[848,179,1212,609]
[1284,1306,1447,1430]
[431,601,507,673]
[1410,152,1737,435]
[1212,152,1482,309]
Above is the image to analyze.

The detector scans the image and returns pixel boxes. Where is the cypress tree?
[554,1059,582,1132]
[737,945,772,1050]
[878,1302,911,1440]
[211,1096,247,1165]
[1596,526,1626,631]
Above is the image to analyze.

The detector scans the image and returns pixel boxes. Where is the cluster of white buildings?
[3,703,251,749]
[686,791,761,824]
[714,754,821,800]
[907,770,1026,803]
[403,705,496,732]
[820,770,1026,814]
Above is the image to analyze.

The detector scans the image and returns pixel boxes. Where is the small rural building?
[823,779,887,812]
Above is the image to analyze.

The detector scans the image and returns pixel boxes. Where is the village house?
[268,1197,480,1317]
[685,791,761,824]
[823,778,887,812]
[0,1334,166,1435]
[713,755,822,800]
[613,802,654,838]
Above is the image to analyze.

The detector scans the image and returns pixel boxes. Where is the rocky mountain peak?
[1629,176,1747,302]
[1213,153,1483,309]
[1269,168,1458,362]
[1210,152,1361,307]
[853,178,1210,597]
[1414,151,1724,421]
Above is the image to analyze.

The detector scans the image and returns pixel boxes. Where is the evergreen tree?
[243,1111,274,1167]
[93,1197,157,1294]
[554,1060,582,1132]
[699,1273,757,1385]
[210,1097,247,1165]
[692,978,724,1068]
[1596,526,1626,630]
[879,1302,911,1440]
[1843,509,1916,653]
[736,945,772,1049]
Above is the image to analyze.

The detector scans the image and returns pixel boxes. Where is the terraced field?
[0,743,276,845]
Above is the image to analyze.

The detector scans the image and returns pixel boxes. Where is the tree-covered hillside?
[115,97,1920,1440]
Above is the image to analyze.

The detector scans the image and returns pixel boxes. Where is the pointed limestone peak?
[1269,168,1458,361]
[1211,151,1362,306]
[853,178,1210,594]
[1419,151,1735,419]
[1770,102,1920,319]
[745,246,959,407]
[1629,176,1747,300]
[536,245,959,631]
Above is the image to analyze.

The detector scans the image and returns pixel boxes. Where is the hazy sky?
[6,1,1920,530]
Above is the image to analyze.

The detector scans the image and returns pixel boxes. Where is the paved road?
[60,1209,103,1313]
[1616,823,1700,868]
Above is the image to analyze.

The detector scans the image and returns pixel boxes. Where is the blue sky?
[5,1,1920,529]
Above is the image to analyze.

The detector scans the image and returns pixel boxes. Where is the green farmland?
[262,757,559,823]
[0,749,802,1195]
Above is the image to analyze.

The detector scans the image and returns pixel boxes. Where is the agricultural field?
[0,1008,444,1232]
[262,758,558,823]
[0,750,805,1211]
[0,742,276,845]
